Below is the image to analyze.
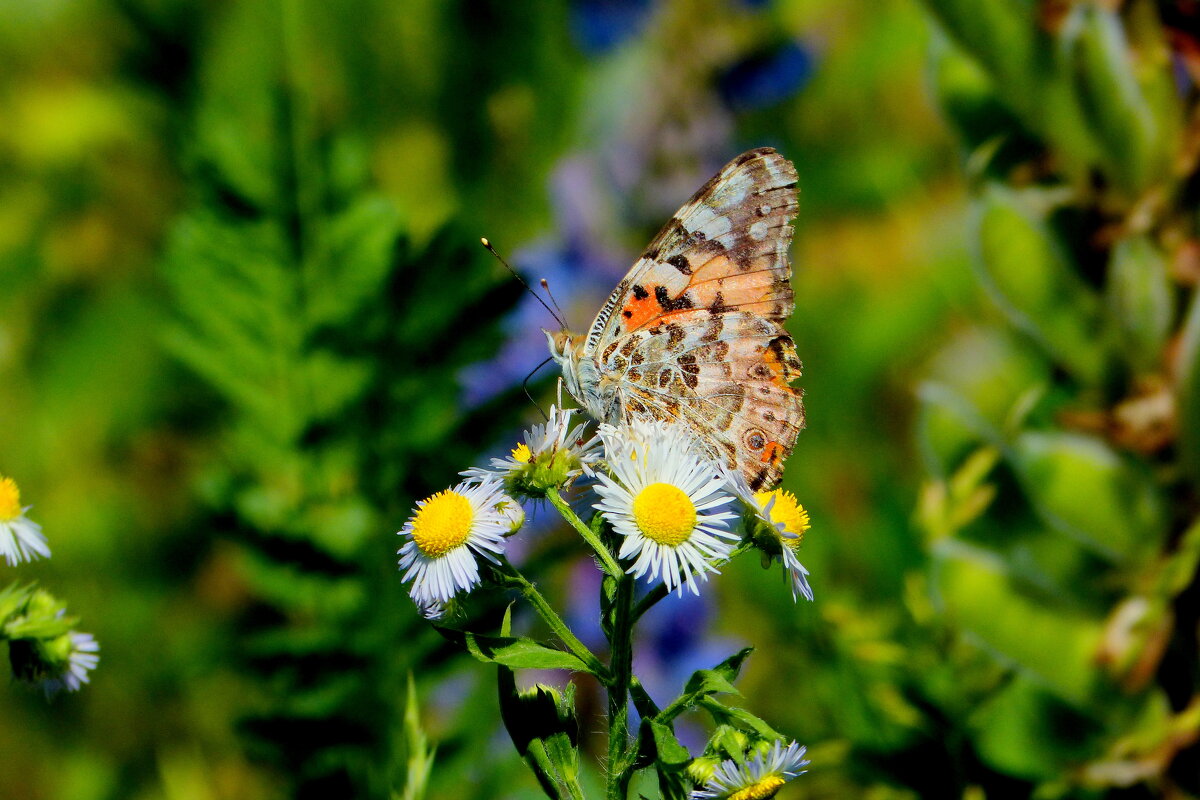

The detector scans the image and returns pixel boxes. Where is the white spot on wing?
[750,221,769,240]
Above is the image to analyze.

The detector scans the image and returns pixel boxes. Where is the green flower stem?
[547,487,622,578]
[501,562,610,681]
[606,572,636,800]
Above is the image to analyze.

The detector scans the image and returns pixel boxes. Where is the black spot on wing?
[748,468,770,492]
[655,285,694,312]
[667,254,692,274]
[709,291,734,315]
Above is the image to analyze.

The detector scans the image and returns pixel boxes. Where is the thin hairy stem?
[606,572,636,800]
[500,561,610,680]
[547,487,622,578]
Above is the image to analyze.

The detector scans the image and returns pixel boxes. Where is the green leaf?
[916,327,1050,476]
[436,627,594,673]
[970,677,1103,780]
[1106,235,1173,372]
[498,667,582,800]
[1176,293,1200,482]
[644,720,692,800]
[681,670,739,700]
[710,647,754,684]
[1069,5,1166,194]
[649,720,692,767]
[698,698,786,741]
[1011,430,1166,563]
[400,675,436,800]
[973,186,1106,384]
[921,0,1100,176]
[0,582,34,628]
[660,648,752,723]
[933,545,1103,706]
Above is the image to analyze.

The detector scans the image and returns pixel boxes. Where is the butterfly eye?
[553,331,572,356]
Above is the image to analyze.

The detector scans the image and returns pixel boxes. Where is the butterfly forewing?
[578,147,804,490]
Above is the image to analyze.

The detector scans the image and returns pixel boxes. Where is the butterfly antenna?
[523,356,554,422]
[480,238,567,329]
[539,278,568,330]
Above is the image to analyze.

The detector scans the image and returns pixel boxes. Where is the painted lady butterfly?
[547,147,804,491]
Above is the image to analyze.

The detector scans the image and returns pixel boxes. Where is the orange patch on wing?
[761,440,786,465]
[621,287,662,331]
[762,345,793,386]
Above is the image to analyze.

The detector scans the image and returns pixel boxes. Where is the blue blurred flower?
[719,40,814,111]
[563,556,744,750]
[571,0,656,54]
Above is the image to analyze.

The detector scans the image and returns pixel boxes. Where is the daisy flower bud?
[10,629,100,698]
[725,470,814,602]
[0,475,50,566]
[463,405,600,499]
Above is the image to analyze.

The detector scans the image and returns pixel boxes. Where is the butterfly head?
[544,328,588,405]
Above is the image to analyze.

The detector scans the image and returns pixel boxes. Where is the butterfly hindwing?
[580,147,804,489]
[597,311,804,490]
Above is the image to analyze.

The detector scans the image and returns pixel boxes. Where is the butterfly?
[547,147,804,491]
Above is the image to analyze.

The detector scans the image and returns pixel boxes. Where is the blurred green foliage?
[1,0,1198,798]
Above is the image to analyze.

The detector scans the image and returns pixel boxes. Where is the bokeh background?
[2,0,1199,798]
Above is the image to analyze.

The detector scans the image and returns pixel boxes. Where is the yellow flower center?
[0,477,22,521]
[511,443,532,463]
[411,490,474,558]
[632,483,696,546]
[729,775,786,800]
[755,489,810,548]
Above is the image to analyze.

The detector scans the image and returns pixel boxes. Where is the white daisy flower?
[39,631,100,697]
[593,420,739,595]
[397,478,516,606]
[726,470,814,603]
[463,403,601,497]
[0,475,50,566]
[692,740,809,800]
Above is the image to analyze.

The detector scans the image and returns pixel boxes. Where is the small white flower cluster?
[1,475,100,697]
[37,631,100,698]
[691,740,809,800]
[396,407,815,608]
